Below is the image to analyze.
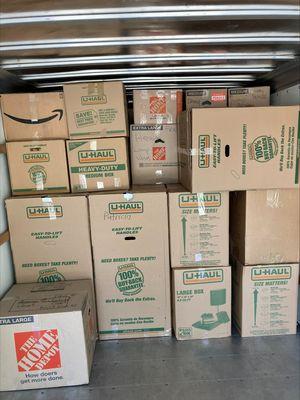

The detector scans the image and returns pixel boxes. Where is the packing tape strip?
[87,82,104,96]
[42,197,57,220]
[196,192,206,215]
[266,190,281,208]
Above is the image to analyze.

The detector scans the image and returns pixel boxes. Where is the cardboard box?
[0,92,69,141]
[167,184,229,268]
[130,124,178,184]
[6,140,70,196]
[133,89,182,124]
[172,266,231,340]
[63,81,128,139]
[230,189,300,265]
[186,89,227,109]
[232,259,299,337]
[89,186,171,340]
[6,196,94,283]
[178,106,300,192]
[228,86,270,107]
[0,280,97,391]
[67,137,129,192]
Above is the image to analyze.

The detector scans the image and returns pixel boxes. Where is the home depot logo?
[78,149,116,163]
[26,206,63,219]
[109,201,144,214]
[14,329,61,372]
[248,135,278,162]
[211,92,226,102]
[251,266,291,281]
[81,95,107,105]
[183,269,224,284]
[23,153,50,163]
[179,193,221,208]
[150,96,166,115]
[198,135,210,168]
[152,146,166,161]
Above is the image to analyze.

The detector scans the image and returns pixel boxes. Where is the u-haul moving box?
[6,140,70,196]
[6,196,93,283]
[167,184,229,268]
[67,137,129,192]
[89,186,171,340]
[178,106,300,192]
[230,189,300,265]
[63,81,128,139]
[186,89,227,110]
[173,267,231,340]
[232,260,299,337]
[0,280,97,391]
[228,86,270,107]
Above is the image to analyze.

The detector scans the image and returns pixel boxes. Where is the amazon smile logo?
[4,109,63,125]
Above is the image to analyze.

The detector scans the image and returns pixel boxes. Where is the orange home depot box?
[178,106,300,192]
[133,89,182,124]
[0,92,69,141]
[6,140,70,195]
[0,280,97,391]
[6,196,94,283]
[63,81,128,139]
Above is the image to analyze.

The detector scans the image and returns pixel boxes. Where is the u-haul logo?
[179,193,221,208]
[78,149,116,163]
[23,153,50,163]
[14,329,61,372]
[26,206,63,219]
[81,95,107,105]
[109,201,144,214]
[251,266,291,281]
[198,135,210,168]
[183,269,223,285]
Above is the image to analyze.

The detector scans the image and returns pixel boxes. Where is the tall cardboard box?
[228,86,270,107]
[230,189,300,265]
[89,186,171,340]
[186,89,227,109]
[63,81,128,139]
[0,280,97,391]
[133,89,182,124]
[178,106,300,192]
[67,137,129,192]
[0,92,69,141]
[167,184,229,268]
[6,196,94,283]
[130,124,178,184]
[6,140,70,195]
[173,267,231,340]
[232,259,299,337]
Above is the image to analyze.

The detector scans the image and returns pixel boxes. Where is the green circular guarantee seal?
[29,165,47,184]
[115,264,144,296]
[248,135,278,163]
[38,268,65,283]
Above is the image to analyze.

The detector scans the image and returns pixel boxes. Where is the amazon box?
[130,124,178,184]
[167,184,229,268]
[0,92,68,141]
[133,89,182,124]
[6,196,93,283]
[178,106,300,192]
[89,186,171,340]
[232,259,299,337]
[173,266,231,340]
[63,81,128,139]
[186,89,227,109]
[230,189,300,265]
[228,86,270,107]
[67,137,129,192]
[0,280,97,391]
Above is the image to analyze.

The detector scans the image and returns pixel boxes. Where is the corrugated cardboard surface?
[167,184,229,268]
[230,189,300,265]
[89,187,171,340]
[232,259,299,337]
[6,140,70,195]
[173,266,231,340]
[0,92,69,141]
[63,81,128,139]
[133,89,182,124]
[6,196,93,283]
[67,138,129,192]
[179,106,300,192]
[130,124,178,184]
[186,89,227,109]
[0,280,97,391]
[228,86,270,107]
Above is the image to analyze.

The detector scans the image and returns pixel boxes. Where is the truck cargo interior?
[0,1,299,399]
